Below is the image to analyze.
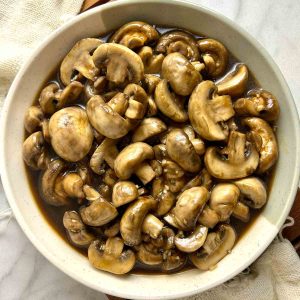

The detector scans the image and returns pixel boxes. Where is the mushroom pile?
[23,21,280,275]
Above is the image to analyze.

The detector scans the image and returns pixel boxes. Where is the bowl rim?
[1,0,300,299]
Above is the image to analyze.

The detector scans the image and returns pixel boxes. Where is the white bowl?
[1,0,300,299]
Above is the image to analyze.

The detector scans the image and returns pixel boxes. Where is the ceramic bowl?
[1,0,299,299]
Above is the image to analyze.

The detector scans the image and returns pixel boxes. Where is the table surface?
[1,0,300,299]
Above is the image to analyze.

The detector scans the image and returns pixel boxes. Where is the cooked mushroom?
[132,117,167,142]
[109,21,159,49]
[151,227,175,250]
[161,249,187,272]
[107,92,129,115]
[138,46,164,74]
[209,183,240,221]
[204,131,259,179]
[103,168,118,187]
[234,177,267,209]
[137,243,163,265]
[154,79,188,122]
[104,220,120,238]
[216,64,248,97]
[88,238,136,274]
[153,144,169,161]
[182,169,213,192]
[161,52,201,96]
[156,185,176,216]
[198,205,220,228]
[190,224,236,270]
[49,107,93,162]
[63,211,95,247]
[60,38,102,85]
[142,214,164,238]
[198,38,228,77]
[143,74,161,95]
[62,173,85,198]
[112,181,138,207]
[156,30,199,61]
[166,129,201,173]
[120,196,157,246]
[242,117,278,174]
[232,202,250,222]
[114,142,156,185]
[149,159,163,177]
[234,89,280,121]
[175,225,208,253]
[24,106,44,133]
[188,81,235,141]
[191,138,206,155]
[23,131,48,170]
[92,43,144,85]
[84,76,107,100]
[164,187,209,231]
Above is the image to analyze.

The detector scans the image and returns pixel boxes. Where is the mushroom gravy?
[24,23,279,275]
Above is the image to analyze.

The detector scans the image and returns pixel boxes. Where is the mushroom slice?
[188,80,235,141]
[204,131,259,179]
[120,196,157,246]
[154,79,188,122]
[175,225,208,253]
[104,221,120,238]
[209,183,240,222]
[182,168,213,192]
[164,187,209,231]
[232,202,250,222]
[156,186,176,216]
[63,211,95,248]
[234,177,267,209]
[23,131,48,170]
[114,142,156,185]
[190,224,236,271]
[216,64,248,97]
[242,117,278,174]
[86,95,130,139]
[234,89,280,121]
[38,83,60,115]
[92,43,144,85]
[62,173,85,199]
[88,238,135,275]
[138,46,164,74]
[151,227,175,250]
[109,21,159,49]
[198,205,220,228]
[143,74,161,95]
[60,38,102,85]
[142,214,164,239]
[137,243,163,265]
[198,38,228,77]
[161,249,187,272]
[49,107,93,162]
[24,106,44,133]
[156,30,199,61]
[166,129,201,173]
[132,117,167,142]
[162,53,201,96]
[90,138,119,175]
[112,181,139,207]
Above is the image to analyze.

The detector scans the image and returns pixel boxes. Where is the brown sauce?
[25,25,275,275]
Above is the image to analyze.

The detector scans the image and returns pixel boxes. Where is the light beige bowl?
[1,0,299,299]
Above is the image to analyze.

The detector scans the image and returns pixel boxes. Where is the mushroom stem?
[142,214,164,239]
[135,162,156,185]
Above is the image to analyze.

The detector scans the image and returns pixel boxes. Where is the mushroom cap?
[198,205,220,228]
[166,128,201,173]
[109,21,159,49]
[204,131,259,179]
[188,80,235,141]
[38,83,60,115]
[154,79,188,122]
[114,142,154,180]
[242,117,278,174]
[24,106,44,133]
[60,38,102,85]
[112,181,139,207]
[156,30,199,61]
[49,107,93,162]
[62,173,85,199]
[161,52,201,96]
[132,117,167,142]
[92,43,144,85]
[156,186,176,216]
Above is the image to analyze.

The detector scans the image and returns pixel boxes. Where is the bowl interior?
[1,1,299,299]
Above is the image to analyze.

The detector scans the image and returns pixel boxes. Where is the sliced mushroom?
[182,168,213,192]
[114,142,156,185]
[204,131,259,179]
[191,138,206,155]
[137,243,163,265]
[161,249,187,272]
[38,83,59,115]
[102,168,118,187]
[198,38,228,77]
[92,43,144,85]
[242,117,278,173]
[151,227,175,250]
[109,21,159,49]
[162,159,185,180]
[175,225,208,253]
[198,205,220,228]
[60,38,102,85]
[216,64,248,97]
[154,79,188,122]
[132,117,167,142]
[164,187,209,231]
[24,106,44,133]
[49,107,93,162]
[156,30,199,61]
[143,74,161,95]
[153,144,168,161]
[156,186,176,216]
[166,129,201,173]
[149,159,163,177]
[142,214,164,239]
[161,52,201,96]
[88,238,135,275]
[188,80,235,141]
[112,181,139,207]
[190,224,236,270]
[84,76,107,100]
[107,92,129,115]
[104,220,120,238]
[63,211,95,247]
[120,196,157,246]
[62,173,85,198]
[232,202,250,222]
[234,177,267,209]
[138,46,164,74]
